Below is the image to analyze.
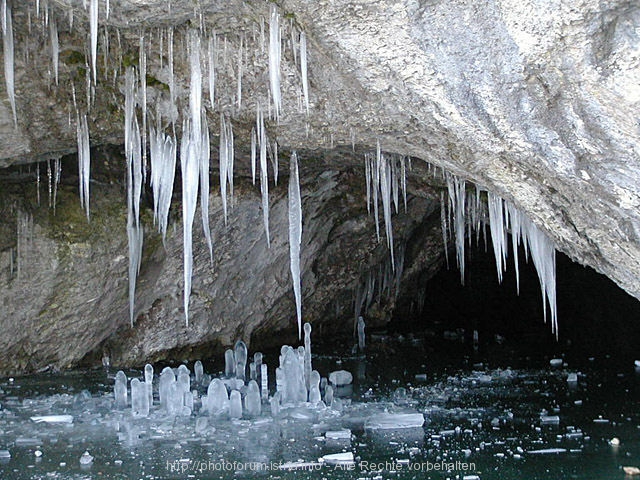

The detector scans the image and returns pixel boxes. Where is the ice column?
[303,322,312,390]
[144,364,153,406]
[114,371,128,409]
[289,152,303,337]
[357,316,365,351]
[229,390,242,419]
[224,349,236,377]
[131,378,149,417]
[244,380,261,416]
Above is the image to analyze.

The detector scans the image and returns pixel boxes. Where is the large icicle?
[446,173,466,284]
[288,151,303,338]
[299,31,309,115]
[207,34,216,108]
[90,0,98,84]
[149,121,176,242]
[219,114,229,224]
[487,191,507,283]
[2,0,16,125]
[200,113,213,263]
[268,4,281,120]
[180,118,199,327]
[257,104,270,247]
[76,114,91,220]
[378,147,394,267]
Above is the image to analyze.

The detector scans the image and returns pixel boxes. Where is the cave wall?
[0,0,639,372]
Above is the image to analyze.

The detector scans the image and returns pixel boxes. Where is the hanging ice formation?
[50,18,59,85]
[268,4,281,120]
[124,67,144,326]
[89,0,98,84]
[257,103,270,247]
[149,120,176,242]
[288,151,303,338]
[441,172,559,337]
[299,31,309,115]
[76,114,91,220]
[2,0,17,125]
[219,114,234,225]
[200,113,213,263]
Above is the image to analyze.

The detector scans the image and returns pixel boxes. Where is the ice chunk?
[329,370,352,386]
[567,373,578,383]
[229,390,242,419]
[244,380,261,416]
[550,359,563,367]
[0,450,9,459]
[114,371,128,409]
[30,415,73,424]
[321,452,354,465]
[364,413,425,430]
[80,451,94,465]
[325,429,351,440]
[527,448,566,454]
[540,415,560,425]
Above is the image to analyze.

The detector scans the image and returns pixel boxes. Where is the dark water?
[0,333,638,480]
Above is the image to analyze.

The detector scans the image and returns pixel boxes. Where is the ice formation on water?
[289,151,303,337]
[268,4,281,120]
[2,0,16,125]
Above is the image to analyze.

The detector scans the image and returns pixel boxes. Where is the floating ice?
[550,358,563,367]
[527,448,567,454]
[365,413,425,430]
[30,415,73,424]
[567,373,578,383]
[540,415,560,425]
[325,429,351,440]
[80,451,94,465]
[321,452,354,465]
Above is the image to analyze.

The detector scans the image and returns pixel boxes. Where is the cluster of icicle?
[441,171,558,337]
[364,148,558,336]
[114,323,338,420]
[0,1,312,331]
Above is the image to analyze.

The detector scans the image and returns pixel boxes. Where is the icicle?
[168,27,175,110]
[507,203,522,294]
[446,173,466,284]
[53,158,61,213]
[207,34,215,108]
[76,113,91,220]
[440,191,449,268]
[289,151,303,338]
[268,4,281,120]
[90,0,98,84]
[299,31,309,115]
[400,156,407,212]
[270,140,278,185]
[258,104,270,247]
[236,36,243,110]
[180,118,199,327]
[139,35,148,175]
[36,163,41,206]
[149,121,176,242]
[372,147,380,242]
[219,114,229,224]
[365,154,371,214]
[2,0,17,125]
[50,17,59,85]
[487,191,507,284]
[200,113,213,263]
[105,0,109,19]
[378,146,394,268]
[250,127,257,185]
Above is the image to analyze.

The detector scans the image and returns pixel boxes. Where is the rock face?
[0,1,639,372]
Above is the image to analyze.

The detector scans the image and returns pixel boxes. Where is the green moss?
[146,74,169,92]
[60,49,86,65]
[122,53,139,68]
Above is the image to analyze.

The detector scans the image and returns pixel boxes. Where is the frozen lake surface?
[0,334,638,479]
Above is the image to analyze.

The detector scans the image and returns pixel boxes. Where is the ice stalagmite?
[299,31,309,115]
[76,114,91,220]
[268,4,281,120]
[50,18,59,85]
[2,0,16,125]
[289,151,303,337]
[90,0,98,84]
